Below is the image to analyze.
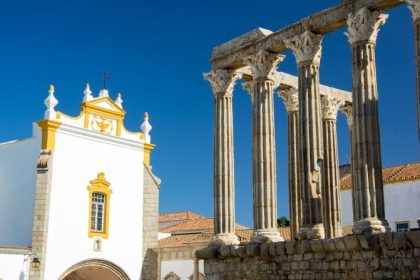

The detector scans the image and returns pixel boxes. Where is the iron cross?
[101,72,109,89]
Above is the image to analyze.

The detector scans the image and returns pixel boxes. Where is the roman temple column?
[204,69,242,246]
[405,0,420,140]
[321,95,343,238]
[279,87,301,240]
[345,7,390,234]
[244,50,284,243]
[340,104,358,223]
[285,30,325,240]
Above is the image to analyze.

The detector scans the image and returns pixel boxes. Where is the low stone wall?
[196,231,420,279]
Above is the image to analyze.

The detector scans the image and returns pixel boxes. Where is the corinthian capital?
[284,30,323,64]
[340,104,353,128]
[203,69,242,96]
[244,50,285,81]
[279,87,299,112]
[405,0,420,22]
[345,8,388,45]
[321,95,344,120]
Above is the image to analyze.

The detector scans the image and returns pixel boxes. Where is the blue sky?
[0,0,418,227]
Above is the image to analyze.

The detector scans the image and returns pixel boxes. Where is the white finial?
[44,85,58,120]
[83,83,93,102]
[140,112,152,143]
[115,93,123,108]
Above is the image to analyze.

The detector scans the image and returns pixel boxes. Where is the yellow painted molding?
[144,143,156,167]
[56,111,83,121]
[87,172,112,239]
[37,120,61,151]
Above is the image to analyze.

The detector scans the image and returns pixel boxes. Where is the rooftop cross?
[101,72,109,89]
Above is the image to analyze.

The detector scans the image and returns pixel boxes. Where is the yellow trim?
[56,111,83,121]
[87,172,112,239]
[37,120,61,151]
[144,143,155,167]
[122,126,145,141]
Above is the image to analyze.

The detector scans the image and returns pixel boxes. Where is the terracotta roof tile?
[160,218,247,233]
[340,162,420,190]
[159,211,204,223]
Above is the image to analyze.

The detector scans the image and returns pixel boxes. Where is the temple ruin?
[197,0,420,278]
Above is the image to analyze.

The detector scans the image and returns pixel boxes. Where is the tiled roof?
[160,217,248,234]
[340,162,420,190]
[159,211,204,223]
[158,226,357,248]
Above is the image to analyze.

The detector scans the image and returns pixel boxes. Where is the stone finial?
[279,87,299,112]
[340,104,353,128]
[141,112,152,143]
[321,95,344,120]
[115,93,123,108]
[83,83,93,102]
[244,50,285,81]
[405,0,420,21]
[44,84,58,120]
[284,30,323,64]
[345,8,388,45]
[203,70,242,96]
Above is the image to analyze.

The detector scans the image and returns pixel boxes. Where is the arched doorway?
[59,259,130,280]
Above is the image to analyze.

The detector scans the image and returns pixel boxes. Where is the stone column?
[285,30,325,240]
[406,0,420,140]
[321,95,343,238]
[244,50,284,243]
[279,87,301,240]
[204,69,241,246]
[340,104,358,223]
[345,7,389,234]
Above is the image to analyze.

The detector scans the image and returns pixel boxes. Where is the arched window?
[87,173,112,239]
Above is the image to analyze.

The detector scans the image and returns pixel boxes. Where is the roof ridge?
[385,164,409,182]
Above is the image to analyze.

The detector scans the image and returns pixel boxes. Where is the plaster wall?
[341,180,420,230]
[0,125,40,246]
[161,259,204,280]
[0,251,30,280]
[42,124,144,279]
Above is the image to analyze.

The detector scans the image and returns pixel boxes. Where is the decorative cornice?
[405,0,420,22]
[284,30,323,64]
[340,104,353,128]
[279,87,299,112]
[203,70,242,96]
[345,8,388,45]
[321,95,344,120]
[244,50,284,81]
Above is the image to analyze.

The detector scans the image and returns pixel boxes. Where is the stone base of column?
[353,218,390,235]
[251,229,283,243]
[297,223,325,240]
[209,233,240,247]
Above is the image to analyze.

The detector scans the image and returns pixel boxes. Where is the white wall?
[0,251,30,280]
[0,125,40,246]
[161,259,204,280]
[341,180,420,231]
[43,124,144,279]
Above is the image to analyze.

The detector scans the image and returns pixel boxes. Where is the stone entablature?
[197,231,420,279]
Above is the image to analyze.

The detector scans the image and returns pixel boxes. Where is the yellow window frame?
[87,172,112,239]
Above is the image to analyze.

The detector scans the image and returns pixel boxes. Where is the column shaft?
[204,70,241,246]
[280,89,300,240]
[321,95,343,238]
[298,61,325,239]
[346,8,389,234]
[285,30,325,240]
[245,51,284,243]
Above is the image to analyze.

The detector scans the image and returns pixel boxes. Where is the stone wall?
[141,165,160,280]
[196,231,420,279]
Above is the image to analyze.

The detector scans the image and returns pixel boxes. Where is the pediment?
[85,97,125,115]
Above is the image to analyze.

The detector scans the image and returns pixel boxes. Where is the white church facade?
[0,84,160,280]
